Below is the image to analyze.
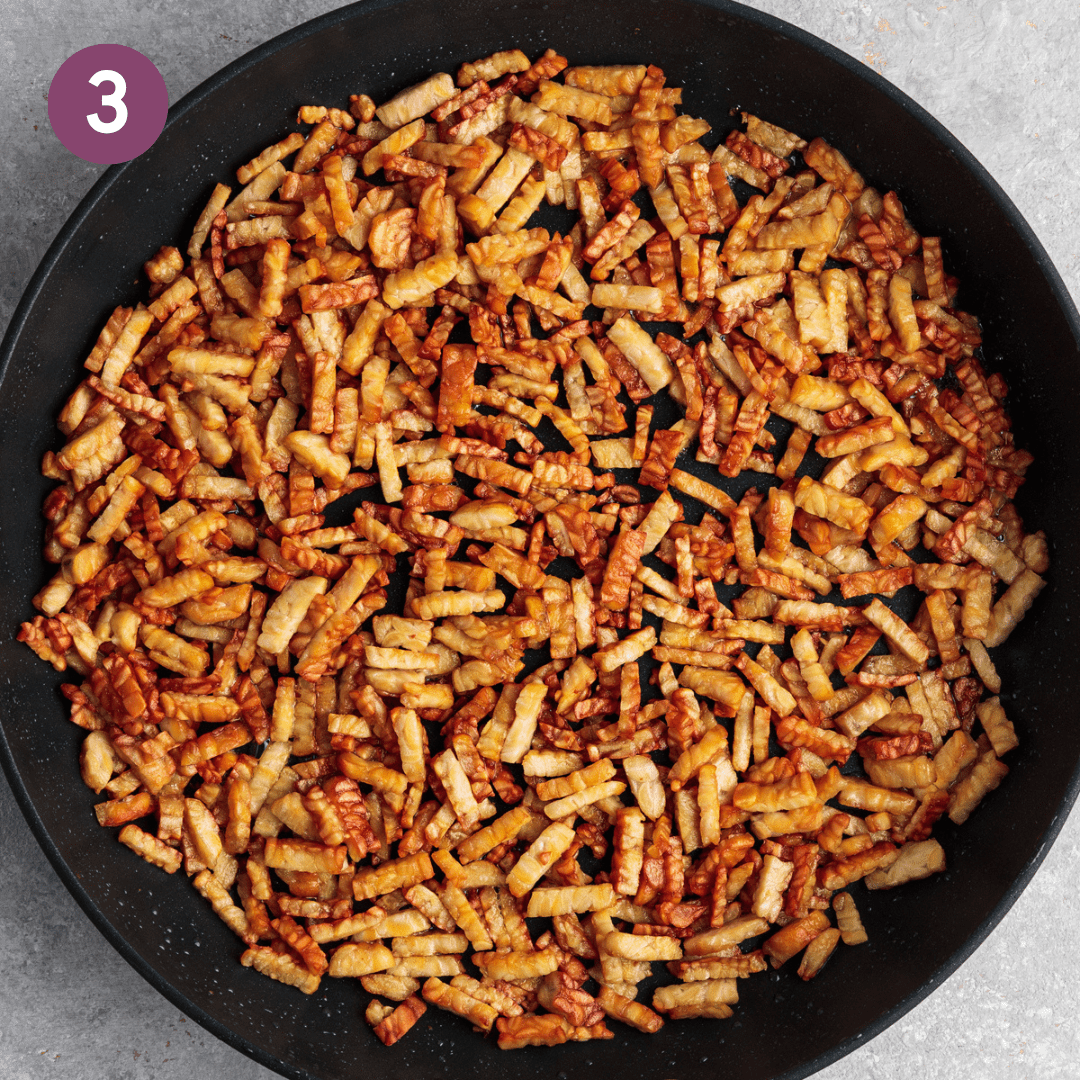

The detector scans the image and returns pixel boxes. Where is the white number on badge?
[86,69,128,135]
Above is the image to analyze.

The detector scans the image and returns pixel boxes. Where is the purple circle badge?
[48,44,169,165]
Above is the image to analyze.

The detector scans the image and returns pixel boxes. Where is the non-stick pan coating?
[1,3,1078,1079]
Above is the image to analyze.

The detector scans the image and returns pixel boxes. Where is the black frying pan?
[2,2,1079,1078]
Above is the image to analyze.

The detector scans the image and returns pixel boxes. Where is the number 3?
[86,69,128,135]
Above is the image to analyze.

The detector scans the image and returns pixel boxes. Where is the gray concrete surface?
[1,0,1078,1076]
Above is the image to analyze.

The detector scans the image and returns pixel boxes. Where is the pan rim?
[2,2,1078,1078]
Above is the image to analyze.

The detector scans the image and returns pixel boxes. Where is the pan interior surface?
[1,2,1078,1079]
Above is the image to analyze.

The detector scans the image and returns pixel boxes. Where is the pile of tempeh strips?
[19,47,1048,1049]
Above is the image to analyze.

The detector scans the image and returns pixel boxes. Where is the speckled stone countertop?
[1,1,1077,1077]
